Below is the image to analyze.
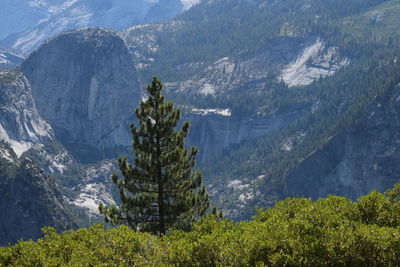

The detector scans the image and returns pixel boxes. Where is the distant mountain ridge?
[0,0,201,55]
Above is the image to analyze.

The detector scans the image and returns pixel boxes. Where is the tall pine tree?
[99,77,210,235]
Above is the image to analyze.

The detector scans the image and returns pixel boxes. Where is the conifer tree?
[99,77,210,235]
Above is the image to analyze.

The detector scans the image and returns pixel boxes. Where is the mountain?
[121,0,400,219]
[0,0,201,55]
[0,142,77,246]
[21,28,141,158]
[1,0,400,234]
[286,82,400,199]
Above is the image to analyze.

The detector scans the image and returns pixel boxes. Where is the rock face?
[185,108,308,161]
[167,37,349,95]
[21,28,141,152]
[0,142,77,246]
[0,69,54,157]
[124,34,349,94]
[286,83,400,199]
[279,38,349,87]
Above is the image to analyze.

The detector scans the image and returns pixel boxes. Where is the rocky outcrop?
[0,143,77,245]
[0,69,54,157]
[160,37,349,94]
[21,28,141,153]
[279,38,349,87]
[286,83,400,199]
[69,160,117,219]
[122,21,349,95]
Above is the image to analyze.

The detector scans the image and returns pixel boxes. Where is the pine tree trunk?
[155,100,166,236]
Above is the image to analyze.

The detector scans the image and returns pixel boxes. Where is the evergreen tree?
[99,77,210,235]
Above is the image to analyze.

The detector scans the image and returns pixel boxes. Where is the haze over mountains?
[0,0,200,55]
[1,0,400,244]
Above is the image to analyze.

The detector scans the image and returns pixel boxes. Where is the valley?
[0,0,400,246]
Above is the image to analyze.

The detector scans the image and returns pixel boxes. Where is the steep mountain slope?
[0,142,77,245]
[204,51,400,218]
[20,142,119,225]
[0,0,201,55]
[286,82,400,199]
[122,0,387,82]
[122,0,400,219]
[21,28,141,157]
[0,69,54,157]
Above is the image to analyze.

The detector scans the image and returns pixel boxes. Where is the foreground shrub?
[1,185,400,266]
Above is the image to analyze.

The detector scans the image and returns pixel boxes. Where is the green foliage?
[127,0,400,221]
[2,185,400,266]
[203,45,400,212]
[100,77,210,235]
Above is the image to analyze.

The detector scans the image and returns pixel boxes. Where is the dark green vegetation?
[140,0,400,218]
[204,46,400,218]
[100,78,210,235]
[1,185,400,266]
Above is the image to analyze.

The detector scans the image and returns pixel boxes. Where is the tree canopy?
[99,77,209,235]
[2,184,400,266]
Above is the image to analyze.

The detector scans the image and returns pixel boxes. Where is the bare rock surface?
[21,28,141,151]
[0,69,54,157]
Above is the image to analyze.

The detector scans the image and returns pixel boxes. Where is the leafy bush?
[1,185,400,266]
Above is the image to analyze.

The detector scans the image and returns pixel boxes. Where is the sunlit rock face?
[279,38,349,87]
[159,37,349,96]
[21,28,141,151]
[0,69,54,157]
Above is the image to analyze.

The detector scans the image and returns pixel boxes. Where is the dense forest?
[156,0,400,218]
[135,0,395,81]
[1,184,399,266]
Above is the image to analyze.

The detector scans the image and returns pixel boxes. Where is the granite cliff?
[21,28,141,155]
[0,69,54,157]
